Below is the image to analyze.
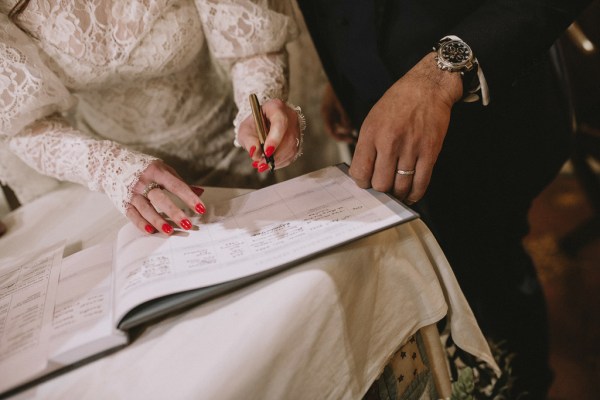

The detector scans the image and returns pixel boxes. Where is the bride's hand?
[237,99,302,172]
[127,160,206,235]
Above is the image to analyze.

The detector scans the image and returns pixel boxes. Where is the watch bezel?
[435,39,475,73]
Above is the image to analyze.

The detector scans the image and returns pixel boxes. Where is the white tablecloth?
[0,183,497,399]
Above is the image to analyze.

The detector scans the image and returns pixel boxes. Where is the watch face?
[438,40,473,70]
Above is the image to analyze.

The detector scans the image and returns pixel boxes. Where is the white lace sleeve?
[7,116,157,215]
[0,15,70,203]
[1,17,156,213]
[196,0,300,144]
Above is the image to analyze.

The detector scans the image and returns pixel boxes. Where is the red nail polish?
[258,163,269,172]
[191,186,204,196]
[265,145,275,157]
[195,203,206,214]
[162,223,173,234]
[249,145,256,158]
[180,219,192,230]
[145,224,155,234]
[252,161,259,168]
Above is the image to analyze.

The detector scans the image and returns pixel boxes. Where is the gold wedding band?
[396,169,416,176]
[141,182,163,198]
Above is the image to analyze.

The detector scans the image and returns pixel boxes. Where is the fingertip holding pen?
[264,145,275,158]
[249,93,275,173]
[257,163,270,173]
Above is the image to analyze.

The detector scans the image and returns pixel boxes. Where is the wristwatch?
[433,36,480,99]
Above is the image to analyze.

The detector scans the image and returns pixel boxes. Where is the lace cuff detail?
[95,146,158,216]
[7,117,158,215]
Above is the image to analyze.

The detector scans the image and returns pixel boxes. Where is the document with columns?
[114,164,417,328]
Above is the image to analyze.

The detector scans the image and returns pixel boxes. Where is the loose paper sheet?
[0,242,64,393]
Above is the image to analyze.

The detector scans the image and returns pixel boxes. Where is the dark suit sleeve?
[451,0,592,93]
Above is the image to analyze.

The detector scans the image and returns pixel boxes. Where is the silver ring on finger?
[396,169,416,176]
[141,182,163,199]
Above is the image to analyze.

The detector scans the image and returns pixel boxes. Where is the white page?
[113,165,416,323]
[49,243,127,365]
[0,242,64,394]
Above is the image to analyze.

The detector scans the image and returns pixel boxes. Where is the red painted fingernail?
[145,224,155,234]
[264,146,275,157]
[162,223,173,234]
[195,203,206,214]
[190,186,204,196]
[249,145,256,158]
[180,219,192,230]
[252,161,259,168]
[258,163,269,173]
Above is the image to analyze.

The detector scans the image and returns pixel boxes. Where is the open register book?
[0,164,418,395]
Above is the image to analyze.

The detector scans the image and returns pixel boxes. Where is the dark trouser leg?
[418,59,571,399]
[420,194,553,398]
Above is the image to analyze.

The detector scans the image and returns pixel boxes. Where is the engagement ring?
[141,182,163,198]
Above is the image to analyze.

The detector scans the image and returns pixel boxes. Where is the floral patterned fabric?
[364,329,515,400]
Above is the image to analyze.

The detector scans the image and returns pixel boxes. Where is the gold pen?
[249,93,275,172]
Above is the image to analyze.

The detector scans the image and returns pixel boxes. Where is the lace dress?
[0,0,298,214]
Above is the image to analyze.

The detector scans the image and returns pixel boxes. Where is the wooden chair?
[551,1,600,255]
[419,324,452,399]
